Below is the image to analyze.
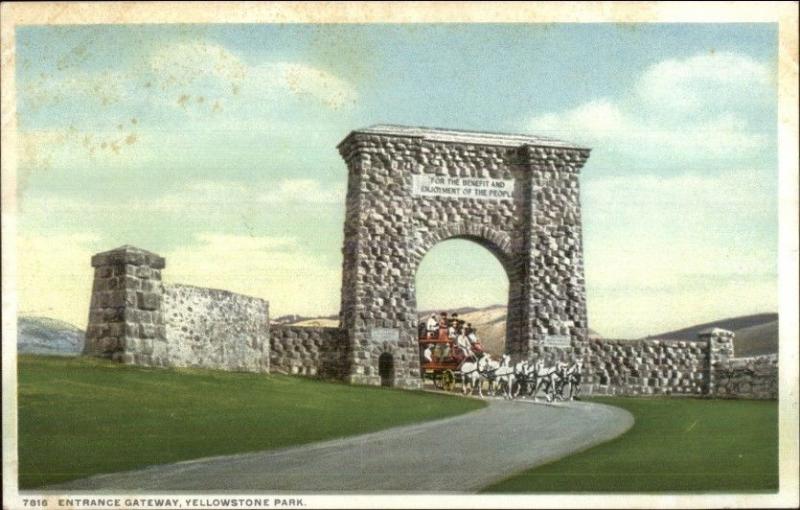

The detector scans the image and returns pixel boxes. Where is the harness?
[514,367,532,384]
[479,365,500,381]
[461,356,512,381]
[534,367,558,389]
[457,355,482,374]
[480,364,515,381]
[460,365,480,376]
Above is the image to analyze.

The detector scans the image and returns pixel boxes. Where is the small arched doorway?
[378,352,394,387]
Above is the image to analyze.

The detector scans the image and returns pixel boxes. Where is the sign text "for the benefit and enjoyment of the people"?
[411,175,515,200]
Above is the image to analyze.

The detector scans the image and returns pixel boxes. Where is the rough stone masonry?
[580,328,777,399]
[336,125,591,388]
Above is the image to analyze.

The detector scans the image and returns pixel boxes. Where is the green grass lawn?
[17,355,485,489]
[484,397,778,493]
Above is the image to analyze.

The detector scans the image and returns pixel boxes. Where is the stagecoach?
[418,325,583,400]
[417,328,462,391]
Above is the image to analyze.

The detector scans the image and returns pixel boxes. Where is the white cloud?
[142,40,246,114]
[146,179,345,212]
[19,179,344,222]
[247,63,357,110]
[21,70,130,112]
[584,168,775,211]
[526,52,773,160]
[142,41,356,112]
[17,127,145,171]
[529,100,767,160]
[635,51,772,115]
[19,38,358,133]
[257,178,345,204]
[584,169,776,281]
[588,279,777,339]
[148,41,247,90]
[163,233,341,318]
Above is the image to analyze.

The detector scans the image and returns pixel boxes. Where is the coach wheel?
[432,372,443,389]
[442,370,456,391]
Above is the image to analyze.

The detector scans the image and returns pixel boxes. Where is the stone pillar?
[699,327,735,395]
[84,245,167,366]
[517,144,591,361]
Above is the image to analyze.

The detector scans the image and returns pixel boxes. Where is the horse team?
[457,354,583,402]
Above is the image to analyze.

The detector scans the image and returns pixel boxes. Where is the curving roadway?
[44,399,633,493]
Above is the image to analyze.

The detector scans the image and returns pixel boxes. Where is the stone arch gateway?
[81,126,776,400]
[336,125,592,389]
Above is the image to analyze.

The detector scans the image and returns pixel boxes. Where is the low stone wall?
[270,325,349,379]
[713,354,778,399]
[85,245,269,373]
[579,328,776,399]
[163,284,269,372]
[582,338,709,396]
[84,248,776,398]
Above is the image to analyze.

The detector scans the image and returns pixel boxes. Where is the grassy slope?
[733,320,779,357]
[484,397,778,493]
[17,355,485,489]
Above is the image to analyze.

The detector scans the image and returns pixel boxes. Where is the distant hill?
[418,304,505,317]
[272,313,338,326]
[418,305,509,356]
[646,313,778,356]
[731,320,779,357]
[289,318,340,328]
[17,316,84,356]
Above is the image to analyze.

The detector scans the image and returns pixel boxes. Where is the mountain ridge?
[645,313,778,340]
[17,315,84,356]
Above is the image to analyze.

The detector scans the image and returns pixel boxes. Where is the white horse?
[560,360,583,401]
[479,354,515,399]
[511,360,533,398]
[478,354,500,395]
[459,355,489,396]
[530,359,562,402]
[495,355,516,399]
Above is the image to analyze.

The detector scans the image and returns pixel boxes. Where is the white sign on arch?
[411,174,515,200]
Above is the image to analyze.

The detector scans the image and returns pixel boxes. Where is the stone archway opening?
[414,238,510,358]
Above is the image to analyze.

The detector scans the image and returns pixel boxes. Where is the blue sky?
[15,23,778,336]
